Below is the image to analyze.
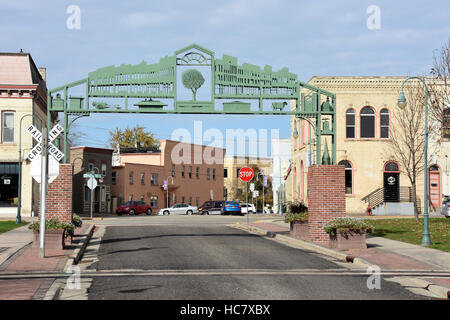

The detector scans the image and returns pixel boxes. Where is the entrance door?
[384,161,400,202]
[429,166,441,208]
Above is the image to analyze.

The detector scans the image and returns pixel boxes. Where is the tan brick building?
[111,140,225,211]
[286,76,450,215]
[0,52,52,217]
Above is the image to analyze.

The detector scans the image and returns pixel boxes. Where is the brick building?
[70,146,114,215]
[111,140,225,212]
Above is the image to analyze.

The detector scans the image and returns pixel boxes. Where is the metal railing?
[361,187,421,213]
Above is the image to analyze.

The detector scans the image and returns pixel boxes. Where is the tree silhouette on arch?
[182,69,205,101]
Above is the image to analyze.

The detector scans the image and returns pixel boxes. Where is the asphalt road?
[87,217,426,300]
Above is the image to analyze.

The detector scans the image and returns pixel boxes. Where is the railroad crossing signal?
[25,124,64,162]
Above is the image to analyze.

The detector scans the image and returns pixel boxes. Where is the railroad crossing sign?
[25,124,64,162]
[26,124,64,184]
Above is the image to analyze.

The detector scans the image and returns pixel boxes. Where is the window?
[196,197,199,206]
[140,195,145,201]
[444,108,450,139]
[84,186,90,202]
[129,171,133,184]
[112,171,117,184]
[213,168,216,180]
[140,173,145,184]
[150,196,158,208]
[182,196,185,204]
[224,168,228,178]
[380,109,390,138]
[207,168,210,180]
[88,162,94,172]
[151,173,158,185]
[173,193,176,204]
[101,163,107,176]
[360,107,375,138]
[128,194,133,201]
[236,168,241,178]
[1,112,14,143]
[196,167,199,178]
[189,197,192,205]
[385,161,399,172]
[182,166,185,178]
[189,166,192,178]
[171,165,175,177]
[346,109,355,138]
[338,160,353,194]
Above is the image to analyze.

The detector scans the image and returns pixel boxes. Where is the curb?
[64,224,95,271]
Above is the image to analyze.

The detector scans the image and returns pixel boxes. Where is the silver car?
[158,203,198,215]
[442,197,450,218]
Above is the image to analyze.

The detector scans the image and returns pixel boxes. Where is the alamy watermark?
[66,5,81,30]
[66,265,81,290]
[366,265,381,290]
[366,5,381,30]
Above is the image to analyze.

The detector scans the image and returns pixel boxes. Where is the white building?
[271,138,291,214]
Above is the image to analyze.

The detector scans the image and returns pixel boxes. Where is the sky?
[1,0,449,155]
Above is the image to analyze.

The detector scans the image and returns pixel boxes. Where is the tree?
[388,84,432,222]
[182,69,205,101]
[429,37,450,141]
[236,165,273,209]
[109,125,159,149]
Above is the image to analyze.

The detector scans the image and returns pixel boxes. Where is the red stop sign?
[239,167,254,182]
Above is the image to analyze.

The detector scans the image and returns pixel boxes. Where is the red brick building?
[111,140,225,211]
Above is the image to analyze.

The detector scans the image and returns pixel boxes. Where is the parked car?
[442,196,450,218]
[116,201,152,216]
[221,201,242,215]
[240,203,256,214]
[158,203,198,215]
[198,200,225,215]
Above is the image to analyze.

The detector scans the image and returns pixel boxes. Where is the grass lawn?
[0,221,28,235]
[370,217,450,252]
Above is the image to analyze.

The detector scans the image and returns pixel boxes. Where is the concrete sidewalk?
[240,218,450,296]
[0,223,91,300]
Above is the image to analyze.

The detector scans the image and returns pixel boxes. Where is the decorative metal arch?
[46,44,336,165]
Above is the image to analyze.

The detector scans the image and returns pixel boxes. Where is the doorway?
[384,161,400,202]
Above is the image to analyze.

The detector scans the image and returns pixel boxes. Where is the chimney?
[39,67,46,81]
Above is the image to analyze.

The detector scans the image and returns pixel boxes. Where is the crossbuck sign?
[25,124,64,162]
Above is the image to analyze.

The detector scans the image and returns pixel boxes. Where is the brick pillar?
[39,164,73,223]
[307,165,345,245]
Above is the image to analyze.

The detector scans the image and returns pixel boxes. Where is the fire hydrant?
[366,206,372,216]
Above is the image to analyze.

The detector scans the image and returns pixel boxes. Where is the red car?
[116,201,152,216]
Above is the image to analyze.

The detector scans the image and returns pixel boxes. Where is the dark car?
[116,201,152,216]
[198,200,225,215]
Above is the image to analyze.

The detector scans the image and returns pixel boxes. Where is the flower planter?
[290,221,309,241]
[32,229,66,250]
[328,229,367,250]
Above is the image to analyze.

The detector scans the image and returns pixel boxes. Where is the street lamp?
[17,113,37,224]
[397,76,431,246]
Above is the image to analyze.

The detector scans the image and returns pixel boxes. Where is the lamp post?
[397,76,431,246]
[17,113,37,224]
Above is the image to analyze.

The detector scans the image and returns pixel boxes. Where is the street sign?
[163,180,168,191]
[253,191,259,198]
[263,176,268,187]
[25,124,64,162]
[87,176,97,190]
[249,183,255,192]
[83,173,102,179]
[239,167,254,182]
[30,155,59,183]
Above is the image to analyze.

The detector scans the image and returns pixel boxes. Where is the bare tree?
[389,84,427,222]
[429,37,450,140]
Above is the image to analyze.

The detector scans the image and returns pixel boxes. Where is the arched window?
[443,108,450,139]
[338,160,353,194]
[380,108,390,138]
[345,109,355,138]
[384,161,399,172]
[360,107,375,138]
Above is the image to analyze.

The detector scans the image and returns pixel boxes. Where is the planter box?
[290,221,309,241]
[32,229,67,250]
[329,230,367,250]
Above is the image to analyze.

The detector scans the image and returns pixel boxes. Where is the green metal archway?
[47,44,336,165]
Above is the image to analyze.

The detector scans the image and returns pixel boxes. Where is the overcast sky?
[2,0,449,154]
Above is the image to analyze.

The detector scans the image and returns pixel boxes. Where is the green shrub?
[287,201,308,214]
[324,217,374,236]
[72,214,82,228]
[284,212,308,223]
[28,219,75,235]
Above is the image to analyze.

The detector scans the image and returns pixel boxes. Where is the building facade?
[271,139,291,214]
[70,146,114,215]
[223,155,272,203]
[0,52,50,217]
[286,76,450,215]
[111,140,225,211]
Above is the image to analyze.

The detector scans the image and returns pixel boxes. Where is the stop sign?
[239,167,254,182]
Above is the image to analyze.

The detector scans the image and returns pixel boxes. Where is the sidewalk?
[0,224,90,300]
[242,219,450,294]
